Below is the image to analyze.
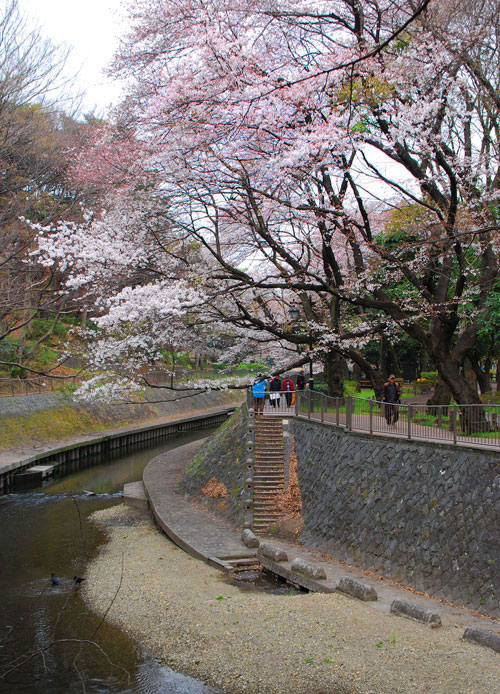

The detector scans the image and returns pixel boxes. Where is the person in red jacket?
[282,375,295,407]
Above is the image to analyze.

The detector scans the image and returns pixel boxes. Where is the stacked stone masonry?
[292,420,500,618]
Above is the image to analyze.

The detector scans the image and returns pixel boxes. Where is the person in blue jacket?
[252,374,267,414]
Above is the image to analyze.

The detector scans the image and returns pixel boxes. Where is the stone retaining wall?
[292,419,500,617]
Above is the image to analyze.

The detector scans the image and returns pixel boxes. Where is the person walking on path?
[252,374,267,415]
[296,370,306,391]
[382,374,401,427]
[269,375,282,408]
[282,375,295,407]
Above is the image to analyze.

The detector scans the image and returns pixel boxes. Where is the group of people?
[252,370,402,422]
[252,370,307,414]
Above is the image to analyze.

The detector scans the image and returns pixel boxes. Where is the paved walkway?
[144,441,258,571]
[142,439,500,638]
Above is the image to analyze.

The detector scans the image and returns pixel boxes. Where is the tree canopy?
[34,0,500,405]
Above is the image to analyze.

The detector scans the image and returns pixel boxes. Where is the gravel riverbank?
[84,505,499,694]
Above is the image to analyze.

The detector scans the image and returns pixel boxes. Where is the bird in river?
[73,576,86,586]
[50,573,61,585]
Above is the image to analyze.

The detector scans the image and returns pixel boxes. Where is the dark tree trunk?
[426,376,452,416]
[469,360,491,394]
[349,350,385,400]
[387,341,402,378]
[437,359,489,434]
[324,350,345,397]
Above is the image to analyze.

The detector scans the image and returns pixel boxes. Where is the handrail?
[293,392,500,449]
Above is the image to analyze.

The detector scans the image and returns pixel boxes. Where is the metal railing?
[249,389,299,416]
[0,376,78,397]
[295,392,500,449]
[146,367,258,386]
[0,366,259,398]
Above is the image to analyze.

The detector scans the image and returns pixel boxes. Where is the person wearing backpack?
[296,370,306,390]
[269,375,282,408]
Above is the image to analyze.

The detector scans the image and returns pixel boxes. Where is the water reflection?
[0,430,220,694]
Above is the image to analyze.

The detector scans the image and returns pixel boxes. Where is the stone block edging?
[462,627,500,653]
[390,599,442,628]
[259,542,288,562]
[241,529,259,548]
[258,554,335,594]
[290,557,327,580]
[336,576,377,601]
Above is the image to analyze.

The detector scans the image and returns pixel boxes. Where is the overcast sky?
[17,0,128,115]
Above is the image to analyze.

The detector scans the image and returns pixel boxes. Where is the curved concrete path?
[144,440,258,572]
[142,439,500,645]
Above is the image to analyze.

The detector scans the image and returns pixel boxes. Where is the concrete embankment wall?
[292,419,500,618]
[177,405,248,525]
[0,389,243,450]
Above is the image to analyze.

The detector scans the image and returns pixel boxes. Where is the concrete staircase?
[253,416,285,534]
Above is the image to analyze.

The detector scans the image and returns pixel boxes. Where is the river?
[0,430,220,694]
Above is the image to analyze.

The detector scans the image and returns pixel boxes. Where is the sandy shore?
[84,505,499,694]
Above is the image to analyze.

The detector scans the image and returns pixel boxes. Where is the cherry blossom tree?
[37,0,500,419]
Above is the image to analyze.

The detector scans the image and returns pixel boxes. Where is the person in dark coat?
[269,375,282,407]
[282,375,295,407]
[296,370,306,390]
[382,374,401,426]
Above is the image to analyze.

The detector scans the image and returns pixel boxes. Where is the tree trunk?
[426,376,451,416]
[497,358,500,392]
[387,341,402,378]
[469,360,491,394]
[437,359,488,434]
[349,350,385,400]
[323,350,345,397]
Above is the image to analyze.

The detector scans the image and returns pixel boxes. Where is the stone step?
[253,511,283,517]
[254,479,283,484]
[253,474,285,488]
[123,481,148,513]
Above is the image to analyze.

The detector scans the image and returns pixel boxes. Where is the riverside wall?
[0,389,243,451]
[177,405,248,525]
[292,419,500,618]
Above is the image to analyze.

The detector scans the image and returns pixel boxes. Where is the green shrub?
[29,317,68,340]
[34,345,58,368]
[420,371,438,385]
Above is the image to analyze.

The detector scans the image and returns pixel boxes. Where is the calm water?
[0,431,221,694]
